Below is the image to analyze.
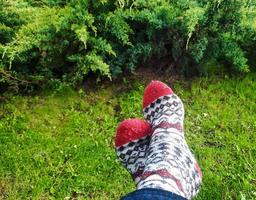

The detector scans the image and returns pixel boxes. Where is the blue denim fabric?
[121,188,187,200]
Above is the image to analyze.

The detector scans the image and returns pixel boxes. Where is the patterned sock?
[137,81,202,199]
[115,119,152,184]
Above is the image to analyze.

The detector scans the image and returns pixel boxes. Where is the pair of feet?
[114,81,202,199]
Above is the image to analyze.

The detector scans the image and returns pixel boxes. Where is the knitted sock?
[137,81,202,199]
[115,119,152,183]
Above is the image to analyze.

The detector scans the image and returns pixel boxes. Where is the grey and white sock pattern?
[138,94,202,199]
[116,135,151,184]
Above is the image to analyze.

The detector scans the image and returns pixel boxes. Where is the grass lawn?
[0,73,256,199]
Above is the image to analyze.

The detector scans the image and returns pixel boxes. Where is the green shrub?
[0,0,256,91]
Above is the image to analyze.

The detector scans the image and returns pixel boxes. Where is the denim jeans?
[121,188,187,200]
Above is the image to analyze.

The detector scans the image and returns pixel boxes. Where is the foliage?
[0,74,256,199]
[0,0,256,91]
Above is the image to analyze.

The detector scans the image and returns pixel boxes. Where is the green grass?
[0,74,256,200]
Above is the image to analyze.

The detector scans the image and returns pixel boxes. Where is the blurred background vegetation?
[1,0,256,92]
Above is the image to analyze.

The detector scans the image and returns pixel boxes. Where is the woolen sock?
[115,119,152,183]
[137,81,202,199]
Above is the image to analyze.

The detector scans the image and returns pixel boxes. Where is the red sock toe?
[143,80,174,109]
[115,119,151,147]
